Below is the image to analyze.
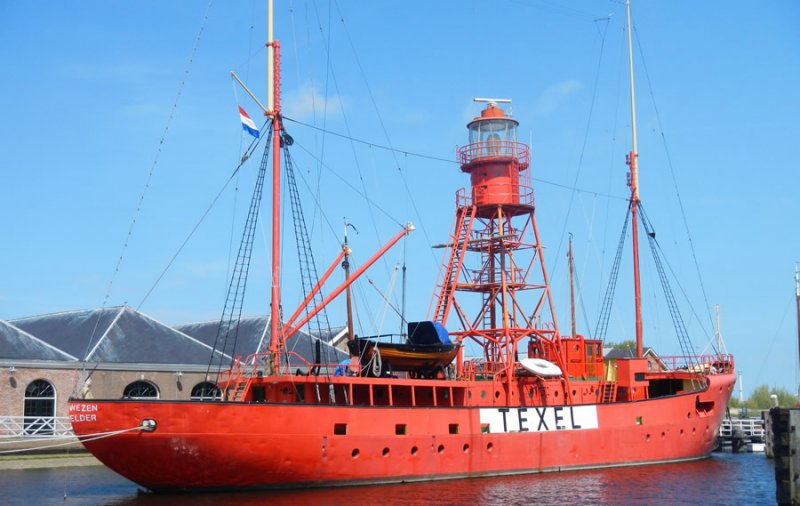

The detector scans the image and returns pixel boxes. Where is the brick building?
[0,306,345,441]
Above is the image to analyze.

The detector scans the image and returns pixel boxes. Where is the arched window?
[190,382,222,401]
[122,380,159,399]
[24,379,56,436]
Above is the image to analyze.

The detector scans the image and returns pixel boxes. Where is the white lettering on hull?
[69,404,99,423]
[479,405,598,433]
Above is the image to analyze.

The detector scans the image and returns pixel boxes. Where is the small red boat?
[70,0,735,492]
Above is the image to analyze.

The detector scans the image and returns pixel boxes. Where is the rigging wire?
[224,1,259,316]
[308,0,404,285]
[284,115,626,201]
[594,206,631,342]
[74,0,215,394]
[291,139,405,227]
[206,127,273,377]
[596,22,628,312]
[639,205,699,383]
[137,123,268,310]
[632,22,717,338]
[550,15,612,283]
[331,0,438,265]
[638,205,713,345]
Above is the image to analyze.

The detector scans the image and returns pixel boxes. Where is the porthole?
[411,446,418,456]
[463,444,470,453]
[437,444,445,454]
[382,447,390,457]
[352,449,360,458]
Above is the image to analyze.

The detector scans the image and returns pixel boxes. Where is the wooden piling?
[771,407,800,505]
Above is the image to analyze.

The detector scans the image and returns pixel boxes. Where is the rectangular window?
[395,424,407,435]
[334,423,347,435]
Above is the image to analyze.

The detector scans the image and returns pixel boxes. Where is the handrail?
[0,416,74,438]
[457,140,530,167]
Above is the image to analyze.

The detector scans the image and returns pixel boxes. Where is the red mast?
[625,0,644,358]
[432,98,565,395]
[267,1,282,369]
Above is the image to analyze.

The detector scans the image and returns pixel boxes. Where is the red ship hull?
[69,371,735,492]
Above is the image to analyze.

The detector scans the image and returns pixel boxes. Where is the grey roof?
[3,307,346,368]
[7,306,226,366]
[605,346,658,359]
[0,320,77,361]
[175,317,347,367]
[10,307,122,359]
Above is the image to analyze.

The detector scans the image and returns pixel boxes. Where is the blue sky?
[1,1,798,397]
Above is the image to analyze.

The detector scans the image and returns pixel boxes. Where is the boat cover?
[407,321,451,346]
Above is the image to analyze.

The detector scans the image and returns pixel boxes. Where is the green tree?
[605,340,637,353]
[743,385,797,409]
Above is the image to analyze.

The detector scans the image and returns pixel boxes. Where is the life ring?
[520,358,563,377]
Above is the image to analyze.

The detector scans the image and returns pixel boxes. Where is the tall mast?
[267,0,283,368]
[344,223,355,343]
[795,264,800,373]
[625,0,644,358]
[568,234,577,338]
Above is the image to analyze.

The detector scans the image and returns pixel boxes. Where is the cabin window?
[190,382,221,401]
[395,424,406,435]
[123,380,159,399]
[23,379,55,436]
[449,423,459,434]
[334,423,347,435]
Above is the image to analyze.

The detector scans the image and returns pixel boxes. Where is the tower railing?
[455,184,535,209]
[457,140,530,167]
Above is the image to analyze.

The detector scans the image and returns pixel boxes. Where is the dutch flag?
[239,106,260,138]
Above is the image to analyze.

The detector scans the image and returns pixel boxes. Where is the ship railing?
[657,354,735,374]
[0,416,74,438]
[223,351,341,379]
[456,140,530,167]
[462,359,510,380]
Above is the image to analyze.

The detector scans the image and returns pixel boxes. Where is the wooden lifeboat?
[347,321,458,377]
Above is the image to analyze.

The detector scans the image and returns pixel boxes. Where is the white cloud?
[534,79,583,116]
[282,82,345,122]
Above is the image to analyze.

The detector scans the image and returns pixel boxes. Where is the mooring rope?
[0,426,143,454]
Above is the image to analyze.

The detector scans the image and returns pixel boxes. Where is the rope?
[72,0,215,397]
[550,15,611,282]
[137,123,268,310]
[0,426,143,454]
[330,4,438,265]
[283,120,627,200]
[632,23,716,336]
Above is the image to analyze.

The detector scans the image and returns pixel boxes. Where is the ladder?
[433,205,476,323]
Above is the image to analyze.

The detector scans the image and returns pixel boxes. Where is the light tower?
[432,99,563,380]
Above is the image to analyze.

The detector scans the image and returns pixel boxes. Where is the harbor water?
[0,452,774,505]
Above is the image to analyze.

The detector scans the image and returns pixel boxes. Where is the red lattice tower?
[431,100,563,378]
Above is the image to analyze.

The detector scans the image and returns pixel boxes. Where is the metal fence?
[0,416,74,438]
